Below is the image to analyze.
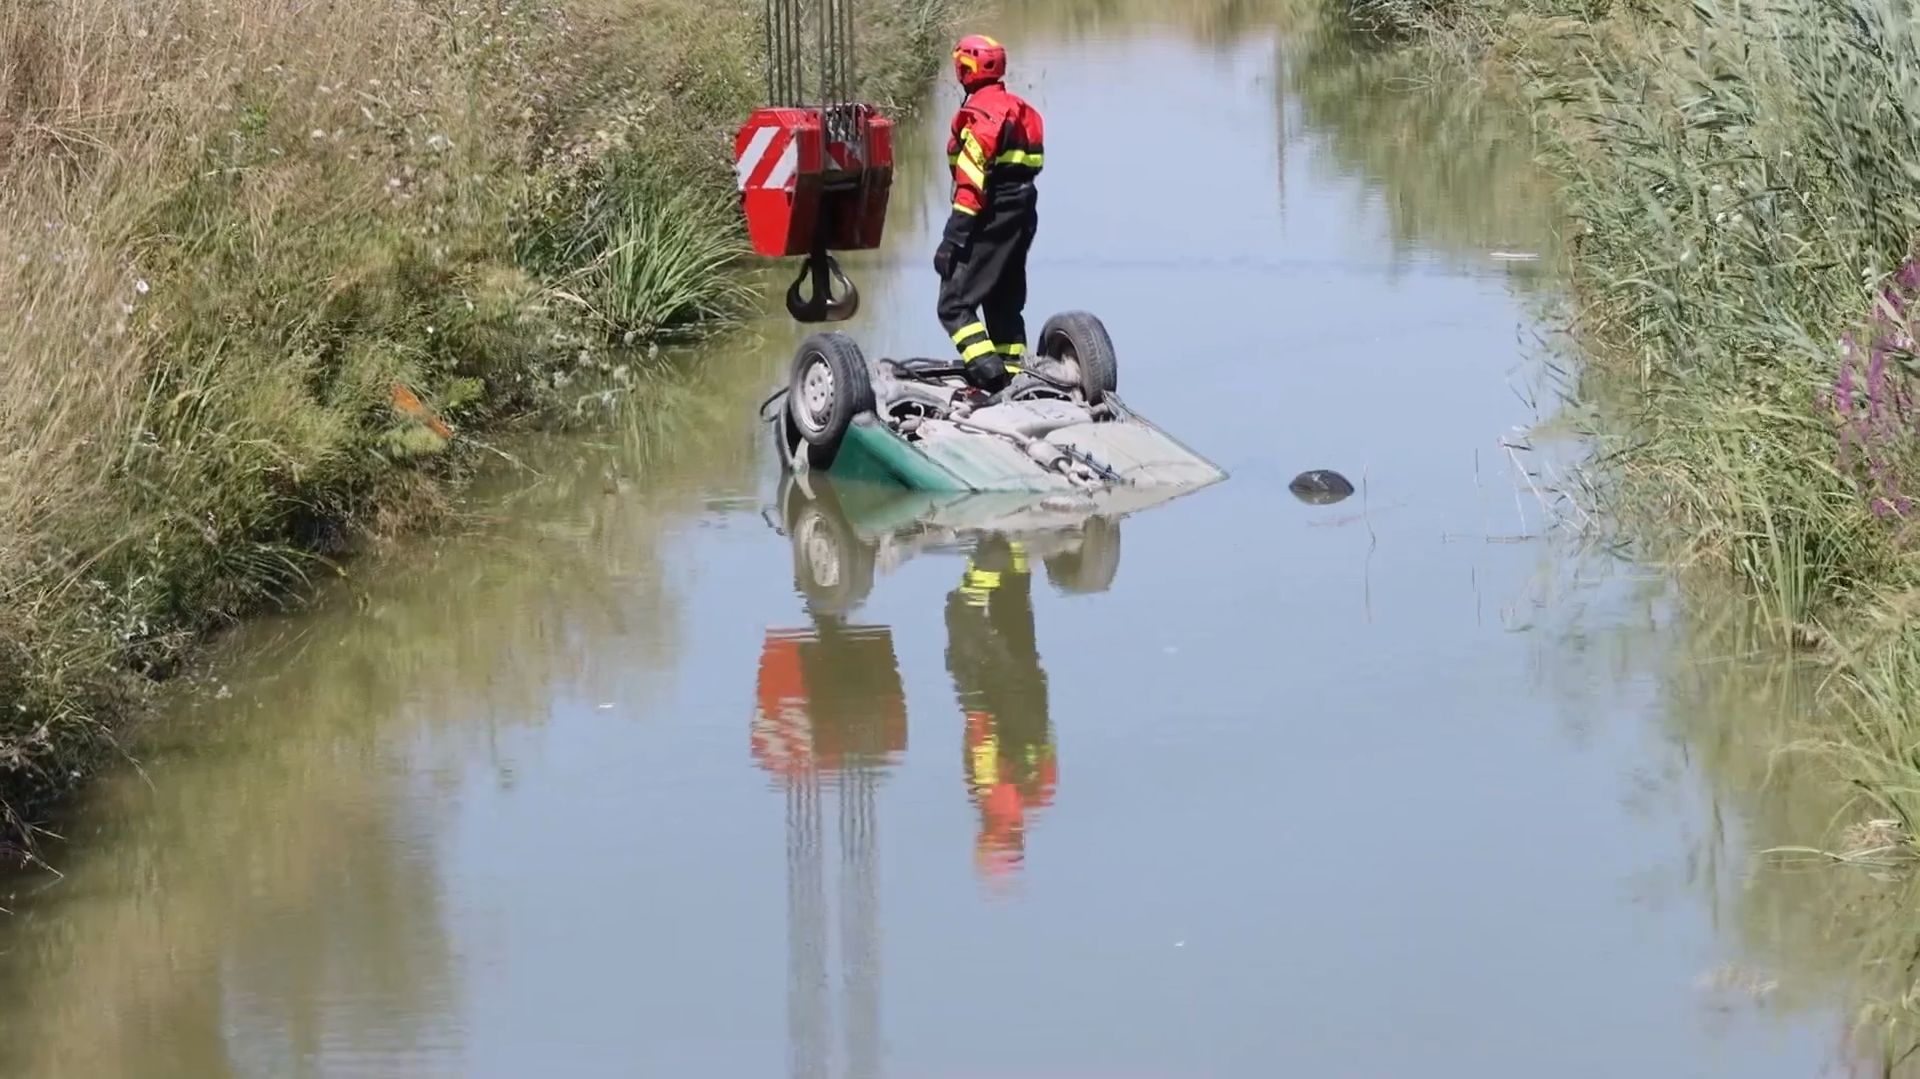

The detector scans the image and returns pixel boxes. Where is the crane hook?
[786,249,859,323]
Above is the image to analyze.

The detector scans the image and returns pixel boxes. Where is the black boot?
[963,352,1011,393]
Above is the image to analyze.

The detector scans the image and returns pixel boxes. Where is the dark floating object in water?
[1289,469,1355,505]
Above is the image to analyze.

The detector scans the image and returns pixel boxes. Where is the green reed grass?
[536,160,760,345]
[1335,0,1920,1062]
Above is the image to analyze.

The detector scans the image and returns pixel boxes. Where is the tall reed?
[1338,0,1920,1058]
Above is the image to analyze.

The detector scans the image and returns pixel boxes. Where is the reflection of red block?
[985,781,1025,830]
[751,625,906,777]
[734,105,894,258]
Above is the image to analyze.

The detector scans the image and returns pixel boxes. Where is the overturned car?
[764,310,1227,495]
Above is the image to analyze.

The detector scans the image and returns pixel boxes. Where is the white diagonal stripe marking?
[763,138,799,191]
[736,125,777,191]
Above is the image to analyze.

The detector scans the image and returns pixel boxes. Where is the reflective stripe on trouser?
[952,321,997,363]
[960,560,1002,607]
[936,187,1038,363]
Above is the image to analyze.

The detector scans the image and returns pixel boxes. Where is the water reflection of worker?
[945,534,1057,880]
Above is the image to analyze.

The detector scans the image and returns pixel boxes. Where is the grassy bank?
[0,0,957,850]
[1319,0,1920,1059]
[1342,4,1920,610]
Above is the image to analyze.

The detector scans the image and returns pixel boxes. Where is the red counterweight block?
[736,105,894,258]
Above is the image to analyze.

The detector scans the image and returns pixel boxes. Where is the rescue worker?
[944,534,1057,881]
[935,34,1046,394]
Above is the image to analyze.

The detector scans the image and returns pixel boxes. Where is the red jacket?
[946,81,1045,218]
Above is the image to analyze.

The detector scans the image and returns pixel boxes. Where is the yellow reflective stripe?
[1002,342,1025,357]
[995,150,1043,168]
[1009,541,1028,574]
[970,736,998,787]
[965,567,1003,592]
[961,338,999,361]
[979,35,1000,47]
[955,153,986,188]
[952,321,988,345]
[957,128,989,187]
[952,202,977,216]
[1003,363,1021,375]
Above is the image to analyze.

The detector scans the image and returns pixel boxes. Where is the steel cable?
[764,0,856,108]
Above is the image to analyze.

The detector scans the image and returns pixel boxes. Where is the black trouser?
[938,184,1039,366]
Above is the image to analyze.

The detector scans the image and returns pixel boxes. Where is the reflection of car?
[765,310,1228,494]
[768,468,1209,616]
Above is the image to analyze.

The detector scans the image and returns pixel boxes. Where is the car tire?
[1038,311,1118,406]
[1044,515,1121,595]
[783,481,875,613]
[788,332,877,450]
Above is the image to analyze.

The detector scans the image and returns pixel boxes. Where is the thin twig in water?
[1475,446,1489,542]
[1534,449,1593,532]
[1362,466,1376,624]
[1472,561,1482,627]
[1361,466,1377,547]
[1443,532,1538,543]
[1505,439,1555,534]
[465,437,539,474]
[95,723,155,793]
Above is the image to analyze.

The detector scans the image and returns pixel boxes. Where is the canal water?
[0,7,1865,1078]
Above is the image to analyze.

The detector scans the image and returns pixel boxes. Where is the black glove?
[934,208,975,279]
[964,351,1011,392]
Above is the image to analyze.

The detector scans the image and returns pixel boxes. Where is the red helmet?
[952,34,1007,91]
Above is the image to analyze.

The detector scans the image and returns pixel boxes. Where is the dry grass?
[0,0,958,848]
